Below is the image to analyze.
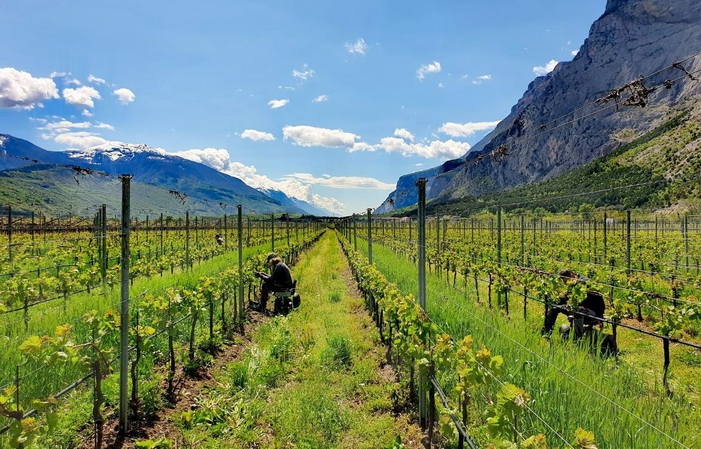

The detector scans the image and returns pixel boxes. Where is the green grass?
[174,232,422,448]
[354,235,701,449]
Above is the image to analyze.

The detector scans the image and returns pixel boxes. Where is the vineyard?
[335,206,701,448]
[1,186,701,448]
[0,191,327,448]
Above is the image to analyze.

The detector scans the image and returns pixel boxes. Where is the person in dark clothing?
[569,290,606,341]
[251,253,293,312]
[541,269,579,336]
[215,234,224,245]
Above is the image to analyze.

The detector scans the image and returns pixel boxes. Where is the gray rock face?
[377,0,701,212]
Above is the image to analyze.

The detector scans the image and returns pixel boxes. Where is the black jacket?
[267,262,293,290]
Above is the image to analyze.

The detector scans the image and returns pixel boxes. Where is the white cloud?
[281,124,469,159]
[438,120,500,138]
[268,99,289,109]
[416,61,441,81]
[312,95,328,103]
[67,79,81,86]
[472,74,492,85]
[42,120,92,133]
[82,109,93,117]
[438,82,445,88]
[292,63,315,81]
[278,85,295,91]
[283,173,394,190]
[113,88,135,105]
[95,122,115,131]
[460,75,469,80]
[571,50,579,57]
[376,137,470,159]
[173,147,346,214]
[87,74,106,84]
[283,125,359,148]
[533,59,558,76]
[241,129,275,141]
[49,72,70,78]
[345,38,368,55]
[63,86,101,108]
[394,128,415,142]
[0,68,59,109]
[351,142,376,152]
[54,131,109,149]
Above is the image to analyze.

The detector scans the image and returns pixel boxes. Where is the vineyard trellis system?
[0,175,328,448]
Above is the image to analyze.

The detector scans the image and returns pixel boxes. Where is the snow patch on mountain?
[67,142,170,162]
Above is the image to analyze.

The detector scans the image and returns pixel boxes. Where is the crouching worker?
[541,269,579,336]
[251,253,293,313]
[560,290,617,355]
[567,290,606,341]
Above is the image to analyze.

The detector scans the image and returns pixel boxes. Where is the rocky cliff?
[376,0,701,214]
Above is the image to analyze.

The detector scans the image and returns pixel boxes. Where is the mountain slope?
[0,135,330,216]
[378,0,701,213]
[394,107,701,216]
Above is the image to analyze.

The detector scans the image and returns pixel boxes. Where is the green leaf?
[19,336,42,356]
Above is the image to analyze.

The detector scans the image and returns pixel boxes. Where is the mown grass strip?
[175,231,423,449]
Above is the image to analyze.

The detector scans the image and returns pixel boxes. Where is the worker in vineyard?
[541,269,580,336]
[251,253,293,312]
[215,234,224,245]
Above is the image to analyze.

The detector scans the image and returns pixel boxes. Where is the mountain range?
[376,0,701,214]
[0,134,336,217]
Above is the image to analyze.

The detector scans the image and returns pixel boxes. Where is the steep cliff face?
[378,0,701,213]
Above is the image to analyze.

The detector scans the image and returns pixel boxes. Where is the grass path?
[160,231,424,448]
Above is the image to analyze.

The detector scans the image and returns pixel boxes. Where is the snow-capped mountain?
[0,135,334,216]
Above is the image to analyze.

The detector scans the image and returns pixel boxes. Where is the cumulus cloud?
[438,120,500,138]
[345,38,368,55]
[37,118,115,149]
[87,74,106,84]
[283,173,394,190]
[268,99,289,109]
[42,120,92,133]
[394,128,415,142]
[292,63,315,81]
[173,147,346,214]
[241,129,275,141]
[416,61,441,81]
[113,88,135,104]
[63,86,101,108]
[0,68,59,109]
[95,122,115,130]
[283,125,359,148]
[54,131,109,149]
[472,74,492,85]
[375,137,470,159]
[312,95,328,103]
[533,59,558,76]
[281,124,469,159]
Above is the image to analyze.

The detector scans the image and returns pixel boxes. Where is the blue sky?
[0,0,607,215]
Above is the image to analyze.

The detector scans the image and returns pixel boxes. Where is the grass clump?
[323,334,353,368]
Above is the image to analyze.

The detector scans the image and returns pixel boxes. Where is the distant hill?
[377,0,701,214]
[0,134,334,216]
